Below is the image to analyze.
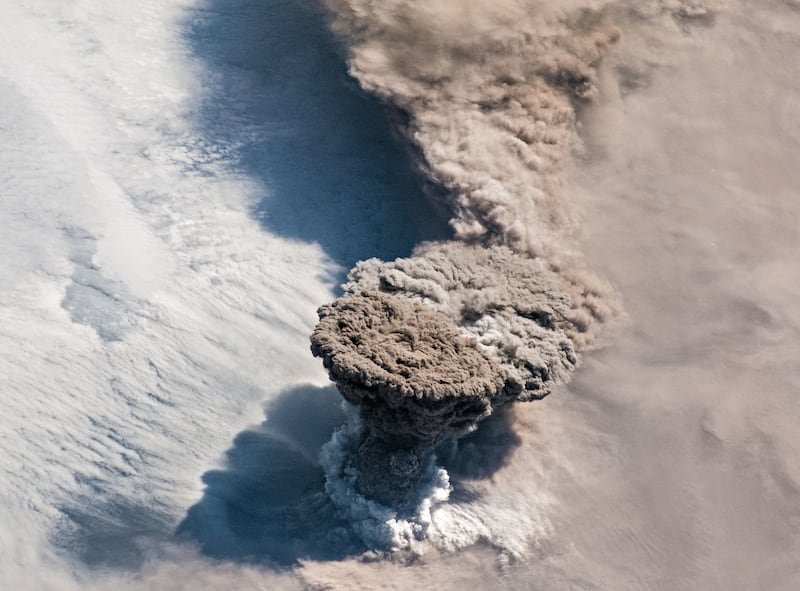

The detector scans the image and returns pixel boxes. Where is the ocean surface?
[2,1,798,590]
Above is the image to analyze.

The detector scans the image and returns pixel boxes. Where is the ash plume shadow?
[54,386,368,570]
[438,407,522,483]
[178,384,364,565]
[177,383,524,565]
[184,0,450,276]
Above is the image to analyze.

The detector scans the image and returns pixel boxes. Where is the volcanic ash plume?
[343,243,582,399]
[310,0,640,513]
[311,244,583,506]
[311,291,507,505]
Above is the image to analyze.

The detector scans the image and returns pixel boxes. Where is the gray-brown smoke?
[311,244,582,504]
[325,0,620,254]
[311,291,508,504]
[343,243,582,399]
[310,0,721,509]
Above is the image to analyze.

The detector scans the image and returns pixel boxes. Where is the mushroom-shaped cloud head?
[311,291,508,443]
[311,291,509,505]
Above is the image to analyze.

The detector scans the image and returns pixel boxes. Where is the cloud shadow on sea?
[184,0,451,280]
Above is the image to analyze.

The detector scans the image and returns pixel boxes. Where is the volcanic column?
[310,291,513,506]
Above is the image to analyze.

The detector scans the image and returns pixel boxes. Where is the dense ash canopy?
[310,246,586,504]
[311,292,511,504]
[345,243,581,401]
[311,291,507,421]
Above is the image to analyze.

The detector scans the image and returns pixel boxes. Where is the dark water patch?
[61,226,131,342]
[614,63,653,97]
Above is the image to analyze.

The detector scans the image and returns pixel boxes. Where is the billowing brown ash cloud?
[311,291,507,505]
[312,0,720,511]
[311,245,581,505]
